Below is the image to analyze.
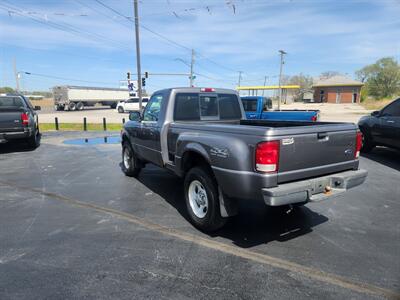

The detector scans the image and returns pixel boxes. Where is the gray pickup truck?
[0,94,41,148]
[121,87,367,232]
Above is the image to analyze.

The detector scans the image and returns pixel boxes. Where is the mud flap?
[218,187,238,217]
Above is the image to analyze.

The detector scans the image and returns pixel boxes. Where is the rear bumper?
[262,169,368,206]
[0,130,32,141]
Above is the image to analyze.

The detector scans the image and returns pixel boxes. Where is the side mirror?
[34,106,41,111]
[371,110,380,117]
[129,111,141,121]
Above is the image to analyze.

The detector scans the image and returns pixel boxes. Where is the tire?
[111,103,117,109]
[184,166,227,232]
[27,128,40,149]
[68,102,76,111]
[118,106,124,113]
[361,130,374,153]
[121,141,141,177]
[76,102,84,111]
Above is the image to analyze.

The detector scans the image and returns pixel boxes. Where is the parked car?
[358,97,400,152]
[0,94,41,148]
[241,96,320,121]
[116,97,149,113]
[120,87,367,232]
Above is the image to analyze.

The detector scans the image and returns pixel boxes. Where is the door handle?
[386,120,395,123]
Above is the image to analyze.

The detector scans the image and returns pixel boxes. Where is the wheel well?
[181,151,211,175]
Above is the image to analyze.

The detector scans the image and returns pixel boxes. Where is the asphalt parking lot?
[0,132,399,299]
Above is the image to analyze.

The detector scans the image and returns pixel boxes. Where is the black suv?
[358,98,400,152]
[0,94,41,148]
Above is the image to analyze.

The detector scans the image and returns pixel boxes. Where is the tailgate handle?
[317,132,329,140]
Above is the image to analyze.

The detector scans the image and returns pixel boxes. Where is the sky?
[0,0,399,93]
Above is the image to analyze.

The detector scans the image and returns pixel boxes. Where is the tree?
[288,73,313,101]
[320,71,341,79]
[356,57,400,98]
[0,87,15,93]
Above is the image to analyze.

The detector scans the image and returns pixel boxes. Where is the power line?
[0,1,132,52]
[21,71,117,86]
[92,0,238,73]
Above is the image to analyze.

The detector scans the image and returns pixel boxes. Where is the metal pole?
[262,76,267,96]
[103,117,107,131]
[13,58,20,92]
[238,71,243,87]
[55,117,59,131]
[189,49,195,87]
[83,117,87,131]
[133,0,143,111]
[278,50,286,111]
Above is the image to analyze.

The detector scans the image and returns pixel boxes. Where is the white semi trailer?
[53,85,132,111]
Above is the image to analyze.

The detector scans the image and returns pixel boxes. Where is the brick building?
[312,75,364,103]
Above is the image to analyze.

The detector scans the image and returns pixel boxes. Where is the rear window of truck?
[241,98,258,112]
[0,96,25,108]
[174,93,241,121]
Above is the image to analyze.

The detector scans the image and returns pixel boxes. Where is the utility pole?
[189,49,195,87]
[13,58,20,92]
[237,71,243,87]
[278,50,286,110]
[262,76,267,96]
[133,0,143,111]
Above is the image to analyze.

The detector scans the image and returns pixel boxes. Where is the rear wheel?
[118,106,124,113]
[121,141,141,177]
[27,128,40,149]
[76,102,84,111]
[68,102,76,111]
[184,166,227,232]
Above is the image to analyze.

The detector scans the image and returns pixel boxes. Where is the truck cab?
[241,96,320,121]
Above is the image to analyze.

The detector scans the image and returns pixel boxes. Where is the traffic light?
[142,78,146,87]
[127,72,131,80]
[144,71,149,78]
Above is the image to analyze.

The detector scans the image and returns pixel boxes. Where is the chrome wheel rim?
[188,180,208,219]
[123,148,132,169]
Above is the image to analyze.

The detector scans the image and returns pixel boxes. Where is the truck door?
[378,100,400,148]
[136,94,164,165]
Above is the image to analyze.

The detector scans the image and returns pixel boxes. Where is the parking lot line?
[1,180,398,300]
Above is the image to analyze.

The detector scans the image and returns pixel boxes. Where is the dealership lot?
[0,132,399,299]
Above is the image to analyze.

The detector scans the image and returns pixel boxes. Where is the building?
[312,75,364,103]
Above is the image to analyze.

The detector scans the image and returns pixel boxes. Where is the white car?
[117,97,149,113]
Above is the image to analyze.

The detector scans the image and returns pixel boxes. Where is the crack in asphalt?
[0,180,398,300]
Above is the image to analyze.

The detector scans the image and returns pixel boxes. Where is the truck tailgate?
[0,111,24,132]
[278,129,357,183]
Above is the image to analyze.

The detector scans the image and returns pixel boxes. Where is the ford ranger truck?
[121,88,367,232]
[0,94,41,148]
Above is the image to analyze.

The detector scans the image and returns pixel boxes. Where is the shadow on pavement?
[0,141,39,154]
[136,165,328,248]
[361,147,400,172]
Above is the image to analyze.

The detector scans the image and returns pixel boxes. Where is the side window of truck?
[382,100,400,117]
[143,94,163,121]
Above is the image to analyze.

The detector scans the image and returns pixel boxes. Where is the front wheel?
[184,166,227,232]
[361,130,374,153]
[121,141,141,177]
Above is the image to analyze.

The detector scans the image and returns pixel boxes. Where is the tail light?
[311,115,318,122]
[21,113,29,126]
[355,131,362,158]
[255,140,280,173]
